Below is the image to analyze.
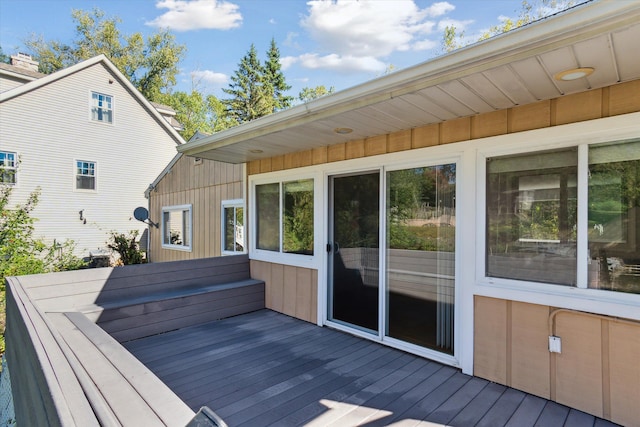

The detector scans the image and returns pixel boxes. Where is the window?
[75,160,96,190]
[255,178,314,255]
[588,141,640,294]
[485,140,639,294]
[162,205,192,251]
[0,151,17,184]
[222,200,245,254]
[91,92,113,123]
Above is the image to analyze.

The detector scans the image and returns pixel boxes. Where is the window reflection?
[588,140,640,294]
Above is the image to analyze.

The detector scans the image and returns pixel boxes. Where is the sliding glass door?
[328,163,456,356]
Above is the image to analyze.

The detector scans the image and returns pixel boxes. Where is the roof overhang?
[178,1,640,164]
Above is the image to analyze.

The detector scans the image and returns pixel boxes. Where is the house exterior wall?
[0,76,28,93]
[0,62,180,258]
[148,155,244,262]
[244,79,640,426]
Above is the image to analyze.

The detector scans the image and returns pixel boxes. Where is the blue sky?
[0,0,583,100]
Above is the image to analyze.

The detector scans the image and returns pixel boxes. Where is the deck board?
[125,309,619,427]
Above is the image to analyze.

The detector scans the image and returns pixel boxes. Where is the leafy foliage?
[25,8,186,101]
[298,85,335,103]
[1,185,86,355]
[106,230,146,265]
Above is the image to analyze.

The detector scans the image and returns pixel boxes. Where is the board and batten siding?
[0,62,180,258]
[243,79,640,426]
[148,154,244,262]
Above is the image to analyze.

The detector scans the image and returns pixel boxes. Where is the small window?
[91,92,113,123]
[222,200,245,254]
[0,151,17,184]
[162,205,192,251]
[76,160,96,190]
[255,178,314,255]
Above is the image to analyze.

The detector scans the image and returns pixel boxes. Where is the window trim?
[161,204,193,252]
[74,159,97,192]
[249,171,320,267]
[90,91,114,124]
[0,150,18,185]
[475,115,640,319]
[221,199,246,255]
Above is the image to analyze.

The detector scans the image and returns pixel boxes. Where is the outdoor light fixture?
[554,67,594,81]
[334,127,353,134]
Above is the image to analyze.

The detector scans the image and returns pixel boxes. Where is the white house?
[0,54,185,260]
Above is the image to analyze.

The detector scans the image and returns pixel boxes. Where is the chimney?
[10,53,39,72]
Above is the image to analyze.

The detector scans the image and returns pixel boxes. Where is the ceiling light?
[554,67,594,81]
[334,127,353,134]
[249,149,263,154]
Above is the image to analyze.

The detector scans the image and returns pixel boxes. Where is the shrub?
[106,230,146,265]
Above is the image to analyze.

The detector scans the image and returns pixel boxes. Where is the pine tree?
[263,38,293,112]
[222,44,271,124]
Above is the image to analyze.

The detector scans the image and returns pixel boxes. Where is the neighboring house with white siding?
[0,54,184,260]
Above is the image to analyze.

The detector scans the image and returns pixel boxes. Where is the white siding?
[0,62,180,258]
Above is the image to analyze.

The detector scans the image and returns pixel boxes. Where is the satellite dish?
[133,207,150,222]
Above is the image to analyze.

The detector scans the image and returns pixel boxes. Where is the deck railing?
[5,254,263,426]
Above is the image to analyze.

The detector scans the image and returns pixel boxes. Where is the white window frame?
[249,171,321,268]
[90,91,113,124]
[475,113,640,321]
[0,151,17,185]
[221,199,246,255]
[74,160,97,192]
[161,204,193,252]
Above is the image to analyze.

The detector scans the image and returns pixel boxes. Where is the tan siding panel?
[364,135,388,156]
[509,100,551,132]
[609,80,640,116]
[295,268,312,323]
[471,110,508,139]
[328,143,346,162]
[555,312,603,417]
[441,117,471,144]
[474,296,508,384]
[608,321,640,427]
[554,89,602,125]
[312,147,328,165]
[270,263,285,313]
[282,265,297,317]
[345,139,365,159]
[412,124,439,149]
[510,302,550,398]
[388,130,411,153]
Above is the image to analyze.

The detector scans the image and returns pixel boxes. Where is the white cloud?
[280,56,299,70]
[295,0,455,72]
[436,18,474,32]
[146,0,242,31]
[190,70,228,85]
[298,53,386,74]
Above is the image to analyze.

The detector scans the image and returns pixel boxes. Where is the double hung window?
[76,160,96,190]
[0,151,17,184]
[91,92,113,123]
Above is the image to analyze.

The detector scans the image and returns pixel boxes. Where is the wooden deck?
[124,310,619,427]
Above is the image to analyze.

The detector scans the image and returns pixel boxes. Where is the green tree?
[25,8,186,101]
[223,44,271,124]
[0,46,9,64]
[263,38,293,112]
[298,85,335,103]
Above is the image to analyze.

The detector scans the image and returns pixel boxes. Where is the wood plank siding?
[125,309,621,427]
[148,155,244,262]
[474,296,640,427]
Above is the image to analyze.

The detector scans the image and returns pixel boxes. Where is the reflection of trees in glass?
[256,183,279,251]
[283,180,314,255]
[387,165,456,252]
[334,173,379,249]
[224,206,244,252]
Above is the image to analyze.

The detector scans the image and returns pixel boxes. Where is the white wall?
[0,62,180,258]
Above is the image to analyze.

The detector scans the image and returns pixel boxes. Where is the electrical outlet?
[549,335,562,353]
